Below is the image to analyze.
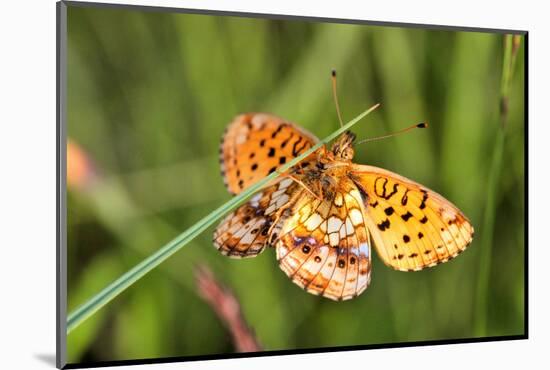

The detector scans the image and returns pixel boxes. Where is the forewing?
[275,179,372,301]
[213,178,298,258]
[220,113,319,194]
[349,164,474,271]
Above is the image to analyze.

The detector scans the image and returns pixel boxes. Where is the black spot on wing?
[271,123,287,139]
[401,189,409,205]
[377,219,390,231]
[374,177,399,200]
[419,189,428,209]
[281,133,294,148]
[401,212,413,221]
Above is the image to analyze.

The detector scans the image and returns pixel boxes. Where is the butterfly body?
[214,113,473,301]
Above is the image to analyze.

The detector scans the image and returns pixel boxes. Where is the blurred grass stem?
[474,35,521,336]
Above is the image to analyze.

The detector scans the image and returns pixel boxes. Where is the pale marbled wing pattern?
[275,177,372,301]
[213,178,300,258]
[349,164,474,271]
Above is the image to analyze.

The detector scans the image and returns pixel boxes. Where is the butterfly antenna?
[356,122,428,145]
[331,70,345,128]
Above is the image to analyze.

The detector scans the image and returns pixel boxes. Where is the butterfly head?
[331,131,356,161]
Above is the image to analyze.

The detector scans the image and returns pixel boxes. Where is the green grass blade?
[66,103,380,334]
[474,34,522,336]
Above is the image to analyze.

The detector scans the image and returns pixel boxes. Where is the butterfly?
[213,74,474,301]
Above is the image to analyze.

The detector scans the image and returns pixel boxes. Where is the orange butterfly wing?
[275,178,372,301]
[220,113,318,194]
[349,164,474,271]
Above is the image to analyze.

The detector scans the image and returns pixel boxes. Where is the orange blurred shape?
[67,138,95,190]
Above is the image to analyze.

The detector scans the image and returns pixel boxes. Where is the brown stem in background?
[194,265,262,352]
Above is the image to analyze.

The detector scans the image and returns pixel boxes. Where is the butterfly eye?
[342,147,354,160]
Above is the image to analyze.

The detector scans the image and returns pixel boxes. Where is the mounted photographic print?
[57,1,527,368]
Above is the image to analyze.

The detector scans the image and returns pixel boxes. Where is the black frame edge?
[523,32,529,338]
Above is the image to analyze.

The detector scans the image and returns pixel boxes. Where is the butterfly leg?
[279,171,323,201]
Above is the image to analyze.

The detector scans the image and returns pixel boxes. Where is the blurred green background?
[65,4,525,364]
